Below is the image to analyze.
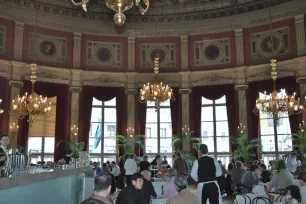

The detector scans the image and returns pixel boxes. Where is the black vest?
[198,156,216,182]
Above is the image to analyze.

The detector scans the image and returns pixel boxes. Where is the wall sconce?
[238,123,246,134]
[0,99,4,114]
[126,127,135,138]
[182,125,191,136]
[71,125,78,137]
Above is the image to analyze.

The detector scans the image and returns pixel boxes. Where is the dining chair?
[233,193,251,204]
[252,196,272,204]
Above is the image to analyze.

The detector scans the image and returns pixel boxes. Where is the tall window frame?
[258,91,292,162]
[89,97,117,163]
[145,100,173,164]
[201,96,230,166]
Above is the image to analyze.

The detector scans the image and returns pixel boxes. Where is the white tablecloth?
[151,198,167,204]
[236,193,285,204]
[152,181,167,196]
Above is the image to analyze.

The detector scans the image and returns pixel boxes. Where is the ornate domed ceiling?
[4,0,291,24]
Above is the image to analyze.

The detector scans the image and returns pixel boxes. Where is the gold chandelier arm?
[136,0,149,15]
[71,0,89,12]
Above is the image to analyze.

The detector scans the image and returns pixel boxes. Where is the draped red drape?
[18,81,70,162]
[170,88,182,136]
[247,77,302,139]
[190,84,239,151]
[78,86,127,150]
[135,96,146,156]
[0,77,10,134]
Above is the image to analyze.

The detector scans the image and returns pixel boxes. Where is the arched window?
[28,96,57,163]
[201,96,230,165]
[145,100,172,164]
[89,97,117,162]
[259,91,292,164]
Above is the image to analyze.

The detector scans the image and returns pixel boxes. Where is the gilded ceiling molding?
[191,75,235,87]
[24,71,69,84]
[0,1,305,36]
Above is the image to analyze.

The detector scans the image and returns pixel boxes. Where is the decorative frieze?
[29,32,68,63]
[140,43,176,68]
[8,80,23,87]
[194,38,231,66]
[250,27,289,60]
[86,41,122,68]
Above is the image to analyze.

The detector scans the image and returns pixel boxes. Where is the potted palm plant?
[56,140,85,158]
[116,134,144,162]
[292,123,306,159]
[232,127,262,163]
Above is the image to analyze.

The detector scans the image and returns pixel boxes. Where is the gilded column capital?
[235,84,248,91]
[125,88,137,95]
[9,80,23,88]
[179,88,192,94]
[69,86,82,93]
[296,77,306,84]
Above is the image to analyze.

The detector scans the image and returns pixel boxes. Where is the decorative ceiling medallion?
[204,45,220,61]
[40,41,56,57]
[260,35,281,54]
[150,49,166,64]
[97,47,112,62]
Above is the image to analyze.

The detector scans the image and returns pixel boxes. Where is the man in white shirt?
[191,144,223,204]
[286,151,300,174]
[124,154,137,185]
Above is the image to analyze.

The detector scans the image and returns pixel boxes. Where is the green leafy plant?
[56,140,85,158]
[172,130,201,152]
[116,134,144,161]
[292,125,306,153]
[232,130,262,163]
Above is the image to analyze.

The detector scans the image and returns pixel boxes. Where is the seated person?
[139,155,151,172]
[299,171,306,204]
[171,176,197,204]
[156,161,169,178]
[141,170,157,204]
[241,164,261,191]
[232,161,247,188]
[151,155,162,169]
[266,160,294,192]
[164,168,178,200]
[259,163,271,183]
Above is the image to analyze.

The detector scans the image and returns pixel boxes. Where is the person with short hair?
[139,155,151,172]
[191,144,223,204]
[116,173,144,204]
[299,171,306,204]
[164,168,179,200]
[259,163,271,183]
[0,134,10,167]
[173,152,188,176]
[93,162,103,176]
[225,163,234,197]
[140,170,157,204]
[124,154,137,185]
[170,176,197,204]
[287,151,300,174]
[241,164,261,190]
[80,173,113,204]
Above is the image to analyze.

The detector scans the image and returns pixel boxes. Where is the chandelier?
[253,59,304,121]
[9,64,52,127]
[0,99,4,114]
[138,55,174,110]
[71,0,150,26]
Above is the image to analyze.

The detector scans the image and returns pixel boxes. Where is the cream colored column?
[295,15,306,56]
[180,36,189,70]
[128,37,136,71]
[8,61,26,148]
[125,73,137,129]
[13,21,24,61]
[73,33,82,68]
[235,29,244,65]
[235,84,248,126]
[69,70,83,141]
[179,71,191,151]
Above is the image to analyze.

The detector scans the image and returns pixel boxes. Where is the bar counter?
[0,167,94,204]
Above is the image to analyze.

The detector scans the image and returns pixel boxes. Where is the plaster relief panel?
[86,41,122,68]
[141,43,176,68]
[29,32,67,63]
[250,27,289,60]
[0,26,7,54]
[194,38,231,66]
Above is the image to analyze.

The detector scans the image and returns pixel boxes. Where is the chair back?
[252,196,271,204]
[233,193,251,204]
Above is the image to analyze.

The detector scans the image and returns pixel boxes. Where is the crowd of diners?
[80,144,306,204]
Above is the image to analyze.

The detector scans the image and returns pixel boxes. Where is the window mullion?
[42,137,45,162]
[213,101,217,159]
[101,103,105,162]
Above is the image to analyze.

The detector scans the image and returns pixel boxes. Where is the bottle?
[161,185,164,196]
[285,190,292,204]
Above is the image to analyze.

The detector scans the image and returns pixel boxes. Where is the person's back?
[241,165,260,189]
[173,157,188,176]
[171,189,197,204]
[261,170,271,183]
[269,169,294,191]
[139,160,150,172]
[141,178,157,204]
[232,167,247,182]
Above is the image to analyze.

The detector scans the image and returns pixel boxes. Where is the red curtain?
[78,86,127,150]
[135,96,146,156]
[18,81,70,162]
[247,77,302,139]
[190,84,239,151]
[0,77,10,134]
[170,88,182,136]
